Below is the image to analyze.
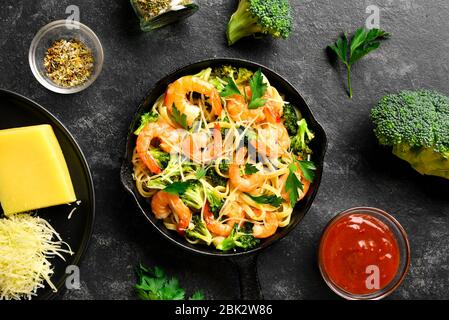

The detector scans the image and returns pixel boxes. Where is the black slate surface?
[1,0,448,300]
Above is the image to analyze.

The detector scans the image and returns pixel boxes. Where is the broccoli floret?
[371,90,449,179]
[226,0,293,46]
[146,158,194,189]
[194,67,212,81]
[281,103,300,136]
[185,216,213,245]
[205,189,224,218]
[134,111,159,135]
[290,119,314,157]
[212,65,238,79]
[205,167,228,188]
[216,223,260,251]
[149,148,170,170]
[235,68,254,85]
[212,66,254,86]
[180,181,204,210]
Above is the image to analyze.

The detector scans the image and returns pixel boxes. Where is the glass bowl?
[318,207,411,300]
[29,20,104,94]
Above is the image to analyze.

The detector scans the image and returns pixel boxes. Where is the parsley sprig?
[135,264,204,300]
[248,69,268,109]
[220,77,241,97]
[220,69,268,109]
[328,28,390,98]
[285,159,317,205]
[247,194,284,208]
[170,104,189,130]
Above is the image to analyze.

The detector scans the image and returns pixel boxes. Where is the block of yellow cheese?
[0,125,76,215]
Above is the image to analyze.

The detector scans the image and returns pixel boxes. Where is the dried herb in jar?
[134,0,172,19]
[44,39,94,88]
[131,0,198,31]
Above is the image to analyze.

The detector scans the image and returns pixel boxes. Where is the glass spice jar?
[130,0,199,31]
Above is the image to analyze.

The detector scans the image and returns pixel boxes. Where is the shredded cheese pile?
[0,214,73,300]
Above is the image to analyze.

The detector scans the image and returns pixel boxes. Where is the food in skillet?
[132,66,316,251]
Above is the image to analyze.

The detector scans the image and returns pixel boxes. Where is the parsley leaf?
[247,194,284,208]
[135,264,204,301]
[220,77,241,97]
[170,104,189,130]
[285,159,317,205]
[134,112,159,135]
[328,28,389,98]
[248,69,268,109]
[298,160,317,182]
[244,163,259,175]
[164,181,191,195]
[196,167,207,179]
[285,163,303,205]
[189,291,205,300]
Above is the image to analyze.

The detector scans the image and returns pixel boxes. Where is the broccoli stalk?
[226,0,293,46]
[185,216,213,245]
[216,223,260,251]
[371,90,449,179]
[290,119,314,157]
[180,181,204,210]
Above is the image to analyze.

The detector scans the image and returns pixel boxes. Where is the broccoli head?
[185,216,213,245]
[180,180,204,210]
[216,223,260,251]
[226,0,293,46]
[290,119,314,157]
[212,65,254,85]
[371,90,449,179]
[134,111,159,135]
[149,148,170,170]
[282,103,300,136]
[205,188,224,218]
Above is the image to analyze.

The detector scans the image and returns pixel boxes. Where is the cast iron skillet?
[120,58,327,300]
[0,89,95,299]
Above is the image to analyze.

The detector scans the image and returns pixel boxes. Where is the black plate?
[0,89,95,300]
[120,58,327,257]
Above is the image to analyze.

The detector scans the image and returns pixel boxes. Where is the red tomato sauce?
[320,214,400,295]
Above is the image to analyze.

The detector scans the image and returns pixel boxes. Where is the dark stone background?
[1,0,448,300]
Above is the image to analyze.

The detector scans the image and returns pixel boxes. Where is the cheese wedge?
[0,125,76,215]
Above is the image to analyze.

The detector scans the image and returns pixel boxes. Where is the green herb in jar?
[43,39,94,88]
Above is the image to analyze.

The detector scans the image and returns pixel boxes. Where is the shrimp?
[204,201,244,237]
[253,211,279,239]
[250,123,290,159]
[262,86,284,124]
[136,120,179,174]
[151,191,192,235]
[226,86,284,124]
[164,76,223,126]
[229,148,265,193]
[182,124,223,163]
[226,86,265,123]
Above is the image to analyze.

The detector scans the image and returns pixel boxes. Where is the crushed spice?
[44,39,94,88]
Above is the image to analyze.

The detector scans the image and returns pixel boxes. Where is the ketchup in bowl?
[319,207,410,300]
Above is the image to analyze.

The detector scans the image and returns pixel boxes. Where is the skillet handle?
[231,254,263,300]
